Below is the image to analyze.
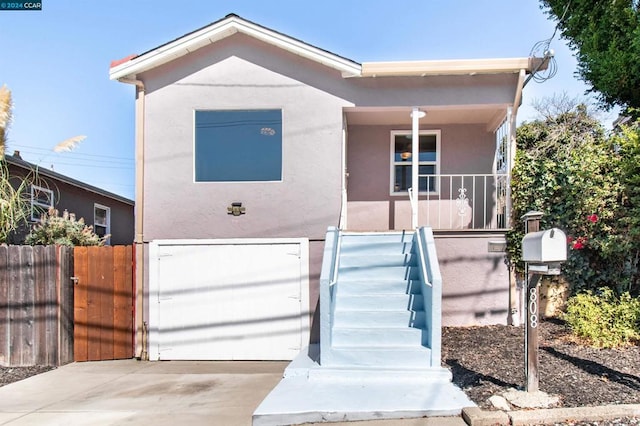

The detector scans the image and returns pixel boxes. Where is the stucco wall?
[435,233,510,326]
[140,35,350,241]
[346,124,496,231]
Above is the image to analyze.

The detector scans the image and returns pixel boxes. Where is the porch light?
[410,110,426,119]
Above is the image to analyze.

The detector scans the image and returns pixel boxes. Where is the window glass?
[31,185,54,221]
[94,205,108,226]
[391,131,439,193]
[394,135,437,162]
[93,204,110,242]
[195,109,282,182]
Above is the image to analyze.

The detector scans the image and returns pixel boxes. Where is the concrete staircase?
[253,229,474,425]
[326,232,434,370]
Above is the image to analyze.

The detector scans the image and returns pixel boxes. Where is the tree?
[540,0,640,112]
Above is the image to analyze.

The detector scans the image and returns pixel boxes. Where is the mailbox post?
[521,212,566,392]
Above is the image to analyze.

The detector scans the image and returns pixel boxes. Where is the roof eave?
[359,57,546,77]
[4,156,134,206]
[109,15,362,82]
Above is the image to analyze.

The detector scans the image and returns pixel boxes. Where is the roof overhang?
[4,155,134,205]
[109,14,363,81]
[360,57,546,77]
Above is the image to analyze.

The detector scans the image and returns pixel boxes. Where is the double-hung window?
[94,203,110,242]
[30,185,54,221]
[390,130,440,195]
[194,109,282,182]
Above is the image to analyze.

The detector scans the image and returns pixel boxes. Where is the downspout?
[507,69,526,327]
[120,77,146,359]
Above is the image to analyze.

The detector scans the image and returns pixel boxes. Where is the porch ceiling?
[344,106,507,130]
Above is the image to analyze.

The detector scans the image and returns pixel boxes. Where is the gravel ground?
[0,364,54,387]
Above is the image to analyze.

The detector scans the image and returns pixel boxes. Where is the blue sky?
[0,1,613,201]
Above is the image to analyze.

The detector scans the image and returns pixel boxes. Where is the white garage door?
[149,239,309,361]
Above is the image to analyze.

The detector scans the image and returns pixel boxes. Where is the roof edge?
[360,57,546,77]
[109,14,361,81]
[3,155,134,206]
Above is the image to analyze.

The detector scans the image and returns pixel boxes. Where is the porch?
[341,106,514,233]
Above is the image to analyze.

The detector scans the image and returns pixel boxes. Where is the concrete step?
[340,240,413,256]
[306,366,453,382]
[332,326,425,347]
[334,294,424,311]
[333,309,426,328]
[341,232,413,245]
[338,265,419,281]
[338,253,417,268]
[326,345,432,368]
[336,279,421,296]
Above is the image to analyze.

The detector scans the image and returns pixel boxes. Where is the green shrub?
[25,208,107,246]
[564,287,640,348]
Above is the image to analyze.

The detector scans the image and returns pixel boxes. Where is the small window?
[31,185,54,221]
[194,109,282,182]
[94,204,110,243]
[390,130,440,194]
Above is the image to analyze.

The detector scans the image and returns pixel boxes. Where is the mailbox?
[522,228,567,275]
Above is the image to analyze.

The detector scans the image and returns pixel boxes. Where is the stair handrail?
[319,226,341,365]
[414,226,443,367]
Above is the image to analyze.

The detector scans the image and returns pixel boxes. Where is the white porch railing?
[412,173,509,230]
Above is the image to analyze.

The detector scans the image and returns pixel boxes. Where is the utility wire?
[527,0,572,84]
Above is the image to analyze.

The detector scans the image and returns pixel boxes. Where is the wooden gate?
[73,246,133,361]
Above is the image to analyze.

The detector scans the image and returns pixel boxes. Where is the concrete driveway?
[0,360,465,426]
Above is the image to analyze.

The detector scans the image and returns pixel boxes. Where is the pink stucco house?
[110,14,543,361]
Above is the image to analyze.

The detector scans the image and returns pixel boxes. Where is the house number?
[529,286,538,328]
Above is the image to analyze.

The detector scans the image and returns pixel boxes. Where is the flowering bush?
[507,104,640,295]
[25,208,107,246]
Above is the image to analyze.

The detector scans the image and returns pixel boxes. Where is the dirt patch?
[442,319,640,409]
[0,365,54,387]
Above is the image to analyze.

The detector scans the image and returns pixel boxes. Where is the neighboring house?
[5,152,134,245]
[110,14,543,361]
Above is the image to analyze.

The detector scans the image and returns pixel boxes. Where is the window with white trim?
[390,130,440,194]
[94,204,110,242]
[30,185,54,221]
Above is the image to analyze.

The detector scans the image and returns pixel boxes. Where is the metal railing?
[413,227,443,366]
[413,173,509,230]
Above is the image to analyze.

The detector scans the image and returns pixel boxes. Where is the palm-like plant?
[0,160,32,244]
[0,84,12,159]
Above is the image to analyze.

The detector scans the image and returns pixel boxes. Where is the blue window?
[195,109,282,182]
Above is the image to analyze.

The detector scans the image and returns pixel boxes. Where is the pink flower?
[588,214,598,223]
[567,236,574,244]
[572,236,587,250]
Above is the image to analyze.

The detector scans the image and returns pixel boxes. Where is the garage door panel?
[151,241,305,360]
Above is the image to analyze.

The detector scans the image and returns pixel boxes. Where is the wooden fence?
[0,245,134,367]
[0,245,74,367]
